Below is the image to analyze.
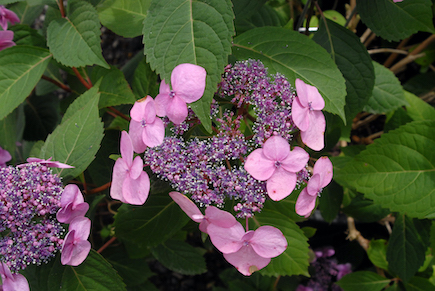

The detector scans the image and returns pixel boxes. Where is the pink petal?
[244,149,275,180]
[57,203,89,224]
[2,272,29,291]
[208,223,245,254]
[223,245,271,276]
[60,184,83,208]
[204,206,237,228]
[169,191,203,223]
[155,81,170,117]
[292,98,310,131]
[144,99,157,124]
[262,135,291,162]
[130,97,152,122]
[60,230,75,264]
[24,157,74,168]
[300,111,325,151]
[313,157,333,188]
[129,156,143,180]
[65,240,91,266]
[69,217,91,241]
[4,8,20,25]
[122,172,150,205]
[128,120,147,153]
[110,158,128,201]
[250,226,287,258]
[306,174,321,196]
[166,95,188,124]
[295,188,318,217]
[171,63,206,103]
[281,146,309,173]
[266,168,297,201]
[295,78,324,110]
[295,79,310,107]
[120,131,133,167]
[143,117,165,147]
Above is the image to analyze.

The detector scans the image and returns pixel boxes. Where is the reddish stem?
[87,182,112,195]
[108,107,131,122]
[72,67,92,89]
[97,237,117,254]
[41,75,72,92]
[58,0,66,18]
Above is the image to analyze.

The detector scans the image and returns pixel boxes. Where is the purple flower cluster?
[0,163,64,272]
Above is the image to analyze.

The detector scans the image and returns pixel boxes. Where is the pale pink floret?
[0,30,15,51]
[61,216,91,266]
[155,63,206,124]
[18,157,74,169]
[292,78,326,151]
[0,262,29,291]
[129,96,165,153]
[244,135,309,201]
[110,131,150,205]
[169,191,236,233]
[57,184,89,223]
[208,224,287,276]
[295,157,333,217]
[393,0,403,2]
[0,6,20,31]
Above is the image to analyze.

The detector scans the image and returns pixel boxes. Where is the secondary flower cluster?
[0,158,91,290]
[0,5,19,51]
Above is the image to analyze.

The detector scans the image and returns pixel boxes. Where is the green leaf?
[313,18,374,121]
[232,0,267,20]
[232,27,346,121]
[130,58,159,99]
[10,24,47,48]
[114,194,190,247]
[405,277,435,291]
[386,215,430,282]
[341,194,390,223]
[39,86,104,181]
[90,66,136,108]
[149,239,207,275]
[255,209,310,277]
[235,4,285,35]
[403,91,435,121]
[47,0,109,68]
[334,120,435,219]
[318,181,343,223]
[367,239,388,270]
[0,107,21,163]
[8,1,45,25]
[356,0,435,42]
[0,45,52,120]
[35,61,64,96]
[363,61,407,114]
[336,271,391,291]
[403,71,435,96]
[97,0,151,38]
[143,0,234,132]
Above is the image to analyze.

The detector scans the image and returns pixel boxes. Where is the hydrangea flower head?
[0,146,11,167]
[57,184,89,223]
[0,5,20,30]
[0,262,29,291]
[155,63,206,124]
[129,96,165,153]
[110,131,150,205]
[244,135,309,201]
[0,30,15,51]
[292,78,326,151]
[295,157,333,217]
[61,216,91,266]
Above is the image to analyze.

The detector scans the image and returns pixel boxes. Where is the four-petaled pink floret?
[244,135,309,201]
[57,184,89,224]
[295,156,333,217]
[155,63,206,124]
[61,216,92,266]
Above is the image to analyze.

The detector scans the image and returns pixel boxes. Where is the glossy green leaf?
[233,27,346,121]
[387,215,430,282]
[403,71,435,96]
[0,107,20,163]
[336,271,391,291]
[0,45,52,120]
[405,277,435,291]
[130,58,159,99]
[356,0,435,41]
[232,0,267,20]
[403,91,435,122]
[114,194,190,247]
[143,0,234,132]
[47,0,109,68]
[10,24,47,48]
[39,86,104,181]
[335,120,435,218]
[318,181,343,223]
[8,1,44,25]
[90,66,136,108]
[150,239,207,275]
[235,4,285,35]
[313,19,374,121]
[363,61,407,114]
[367,239,388,270]
[341,194,390,223]
[255,208,310,277]
[97,0,151,38]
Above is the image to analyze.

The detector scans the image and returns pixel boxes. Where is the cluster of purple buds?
[0,156,91,290]
[0,5,19,51]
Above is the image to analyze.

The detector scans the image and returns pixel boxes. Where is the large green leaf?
[386,215,430,282]
[0,107,21,164]
[47,0,109,68]
[255,208,310,277]
[97,0,151,38]
[403,91,435,122]
[232,27,346,121]
[235,4,285,35]
[367,239,388,270]
[0,45,52,120]
[114,194,190,247]
[356,0,435,41]
[363,61,407,114]
[149,239,207,275]
[143,0,234,132]
[130,58,159,99]
[39,86,104,181]
[405,277,435,291]
[313,19,374,121]
[336,271,391,291]
[335,120,435,218]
